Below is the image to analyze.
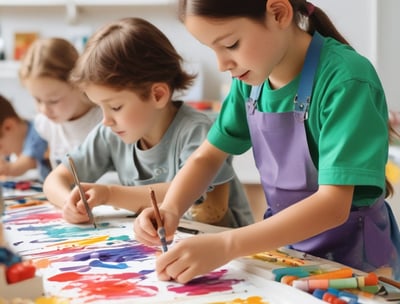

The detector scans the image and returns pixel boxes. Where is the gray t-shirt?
[64,102,254,227]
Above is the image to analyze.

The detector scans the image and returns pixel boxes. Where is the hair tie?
[306,1,315,17]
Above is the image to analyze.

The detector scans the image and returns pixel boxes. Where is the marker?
[149,188,168,253]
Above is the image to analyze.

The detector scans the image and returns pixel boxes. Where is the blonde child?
[0,95,50,181]
[134,0,400,282]
[19,38,102,169]
[43,17,254,228]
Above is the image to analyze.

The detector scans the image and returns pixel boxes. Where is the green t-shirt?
[208,37,389,207]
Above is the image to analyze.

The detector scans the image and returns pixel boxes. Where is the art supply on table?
[272,265,321,281]
[378,275,400,289]
[0,246,44,299]
[292,272,379,292]
[252,249,305,267]
[149,188,168,253]
[177,226,199,235]
[302,267,354,280]
[67,154,97,229]
[2,180,43,192]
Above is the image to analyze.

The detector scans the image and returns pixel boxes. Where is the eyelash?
[227,41,239,50]
[112,105,122,111]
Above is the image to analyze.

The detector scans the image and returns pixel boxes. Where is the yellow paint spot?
[35,296,70,304]
[210,296,269,304]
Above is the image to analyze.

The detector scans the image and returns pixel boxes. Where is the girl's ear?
[266,0,293,29]
[151,83,171,108]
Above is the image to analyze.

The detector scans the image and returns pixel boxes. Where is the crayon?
[292,272,378,292]
[302,267,353,280]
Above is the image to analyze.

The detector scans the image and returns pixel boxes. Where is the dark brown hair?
[178,0,349,45]
[0,95,21,137]
[71,17,195,100]
[179,0,399,198]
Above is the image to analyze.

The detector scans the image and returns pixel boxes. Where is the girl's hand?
[155,233,232,284]
[133,207,179,247]
[62,183,110,224]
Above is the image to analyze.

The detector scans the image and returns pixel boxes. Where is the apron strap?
[248,32,324,120]
[248,85,263,115]
[294,32,324,121]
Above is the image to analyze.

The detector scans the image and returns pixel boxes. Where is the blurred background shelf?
[0,60,19,79]
[0,0,171,6]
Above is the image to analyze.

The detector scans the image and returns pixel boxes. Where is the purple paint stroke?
[167,269,244,296]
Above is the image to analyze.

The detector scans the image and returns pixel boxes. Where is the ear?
[1,117,16,133]
[150,83,171,108]
[266,0,293,29]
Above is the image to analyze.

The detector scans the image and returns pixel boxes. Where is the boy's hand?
[62,183,110,224]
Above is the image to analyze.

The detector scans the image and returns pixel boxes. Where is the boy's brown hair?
[0,95,21,137]
[70,17,195,100]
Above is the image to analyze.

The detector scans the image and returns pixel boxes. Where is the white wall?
[312,0,399,110]
[0,0,398,118]
[0,4,226,120]
[376,1,400,111]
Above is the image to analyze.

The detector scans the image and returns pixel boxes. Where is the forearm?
[2,156,36,177]
[222,185,354,260]
[106,183,171,212]
[161,140,228,218]
[43,166,74,209]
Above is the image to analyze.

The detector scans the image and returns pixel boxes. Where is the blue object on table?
[0,247,22,267]
[272,265,320,281]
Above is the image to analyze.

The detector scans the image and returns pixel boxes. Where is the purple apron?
[246,32,400,275]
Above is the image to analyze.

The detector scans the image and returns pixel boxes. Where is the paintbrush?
[149,188,168,253]
[67,155,97,229]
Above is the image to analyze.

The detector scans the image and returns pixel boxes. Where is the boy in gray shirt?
[43,17,253,228]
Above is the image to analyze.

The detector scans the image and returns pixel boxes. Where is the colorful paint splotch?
[2,201,264,303]
[2,199,326,304]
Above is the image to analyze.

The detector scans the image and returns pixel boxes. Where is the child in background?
[19,37,102,169]
[43,17,254,228]
[134,0,400,282]
[0,95,50,181]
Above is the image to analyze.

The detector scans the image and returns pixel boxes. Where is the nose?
[38,103,52,117]
[216,53,234,72]
[102,113,114,127]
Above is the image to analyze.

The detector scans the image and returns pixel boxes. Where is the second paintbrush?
[149,188,168,253]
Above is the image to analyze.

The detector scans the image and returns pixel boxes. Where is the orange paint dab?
[210,296,269,304]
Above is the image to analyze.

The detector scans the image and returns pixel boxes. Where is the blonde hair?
[19,37,78,84]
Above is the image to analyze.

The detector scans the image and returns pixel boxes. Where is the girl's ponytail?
[292,1,350,45]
